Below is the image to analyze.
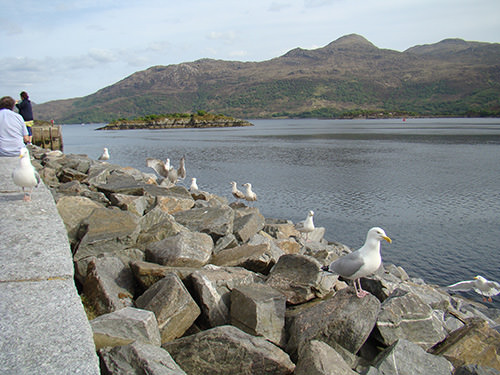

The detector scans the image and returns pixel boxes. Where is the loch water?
[61,118,500,306]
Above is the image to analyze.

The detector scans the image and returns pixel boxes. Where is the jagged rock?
[373,339,454,375]
[295,340,357,375]
[374,288,447,350]
[230,283,286,346]
[213,234,238,254]
[263,219,299,239]
[109,193,150,216]
[162,325,295,375]
[58,153,93,174]
[455,364,500,375]
[58,167,88,183]
[145,231,213,267]
[92,172,146,196]
[286,288,380,360]
[248,232,285,261]
[99,341,186,375]
[299,226,326,243]
[430,318,500,370]
[275,238,300,254]
[37,166,59,187]
[82,255,135,316]
[130,260,198,292]
[233,212,265,242]
[74,206,140,261]
[90,307,161,350]
[135,273,200,343]
[265,254,324,304]
[173,206,234,241]
[135,207,186,248]
[188,266,263,328]
[302,241,352,265]
[210,243,277,274]
[56,195,101,246]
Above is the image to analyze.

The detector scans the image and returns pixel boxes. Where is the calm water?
[61,118,500,306]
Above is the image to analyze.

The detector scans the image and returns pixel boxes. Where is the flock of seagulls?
[14,144,497,303]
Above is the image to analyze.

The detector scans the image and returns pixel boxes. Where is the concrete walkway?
[0,154,100,374]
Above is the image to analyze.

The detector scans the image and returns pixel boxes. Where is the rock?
[99,341,186,375]
[130,260,198,292]
[58,167,88,183]
[455,364,500,375]
[90,307,161,350]
[56,195,101,247]
[92,172,146,196]
[233,212,265,242]
[430,318,500,371]
[109,193,150,216]
[373,339,454,375]
[263,219,299,239]
[135,273,200,343]
[162,325,295,375]
[374,288,447,350]
[210,243,277,274]
[188,266,263,328]
[286,288,380,361]
[295,340,357,375]
[136,207,186,248]
[154,189,195,214]
[82,255,135,316]
[230,283,286,346]
[145,231,213,267]
[274,238,301,254]
[213,234,239,254]
[74,207,140,261]
[265,254,324,304]
[173,206,234,241]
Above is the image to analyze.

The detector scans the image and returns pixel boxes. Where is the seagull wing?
[34,169,41,187]
[146,158,169,178]
[329,251,365,278]
[178,156,186,179]
[446,280,476,292]
[485,281,500,296]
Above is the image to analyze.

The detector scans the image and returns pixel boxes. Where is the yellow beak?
[383,236,392,244]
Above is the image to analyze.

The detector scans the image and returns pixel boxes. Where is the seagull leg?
[488,297,493,302]
[355,279,369,298]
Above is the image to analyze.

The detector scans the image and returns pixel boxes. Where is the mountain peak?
[325,34,377,49]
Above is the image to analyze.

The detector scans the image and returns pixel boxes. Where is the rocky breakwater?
[30,144,500,375]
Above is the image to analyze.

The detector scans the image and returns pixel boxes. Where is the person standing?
[0,96,29,156]
[16,91,33,144]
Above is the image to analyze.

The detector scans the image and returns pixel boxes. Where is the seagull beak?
[382,235,392,243]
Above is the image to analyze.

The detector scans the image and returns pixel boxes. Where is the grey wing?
[485,281,500,295]
[178,156,186,179]
[446,280,475,292]
[168,168,178,183]
[329,252,365,278]
[146,158,169,177]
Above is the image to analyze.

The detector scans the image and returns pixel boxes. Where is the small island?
[96,111,253,130]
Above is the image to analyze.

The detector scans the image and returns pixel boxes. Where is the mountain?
[34,34,500,123]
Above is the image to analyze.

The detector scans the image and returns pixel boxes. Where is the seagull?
[322,227,392,298]
[11,148,41,202]
[146,158,170,178]
[446,275,500,302]
[230,181,245,202]
[295,210,315,241]
[190,177,199,192]
[242,183,257,204]
[98,147,110,161]
[178,156,186,180]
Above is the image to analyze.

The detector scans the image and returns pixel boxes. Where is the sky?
[2,0,499,104]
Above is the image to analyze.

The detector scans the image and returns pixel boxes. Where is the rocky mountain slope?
[34,34,500,123]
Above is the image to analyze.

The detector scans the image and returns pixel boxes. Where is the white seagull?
[322,227,392,298]
[242,183,257,204]
[12,148,41,202]
[230,181,245,202]
[295,210,315,241]
[446,275,500,302]
[178,156,186,180]
[190,177,199,192]
[146,158,170,179]
[98,147,110,161]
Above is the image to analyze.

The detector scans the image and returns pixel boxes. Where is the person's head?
[0,96,16,110]
[20,91,29,100]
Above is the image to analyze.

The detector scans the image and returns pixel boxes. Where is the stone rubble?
[28,145,500,374]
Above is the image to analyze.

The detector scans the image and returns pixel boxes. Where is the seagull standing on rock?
[190,177,199,192]
[242,183,257,204]
[295,210,315,241]
[230,181,245,202]
[12,147,41,201]
[98,147,110,161]
[322,227,392,298]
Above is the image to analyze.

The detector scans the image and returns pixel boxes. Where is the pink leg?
[354,279,368,298]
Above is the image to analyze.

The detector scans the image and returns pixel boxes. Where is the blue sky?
[2,0,499,103]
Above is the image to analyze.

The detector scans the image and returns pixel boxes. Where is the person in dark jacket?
[16,91,33,144]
